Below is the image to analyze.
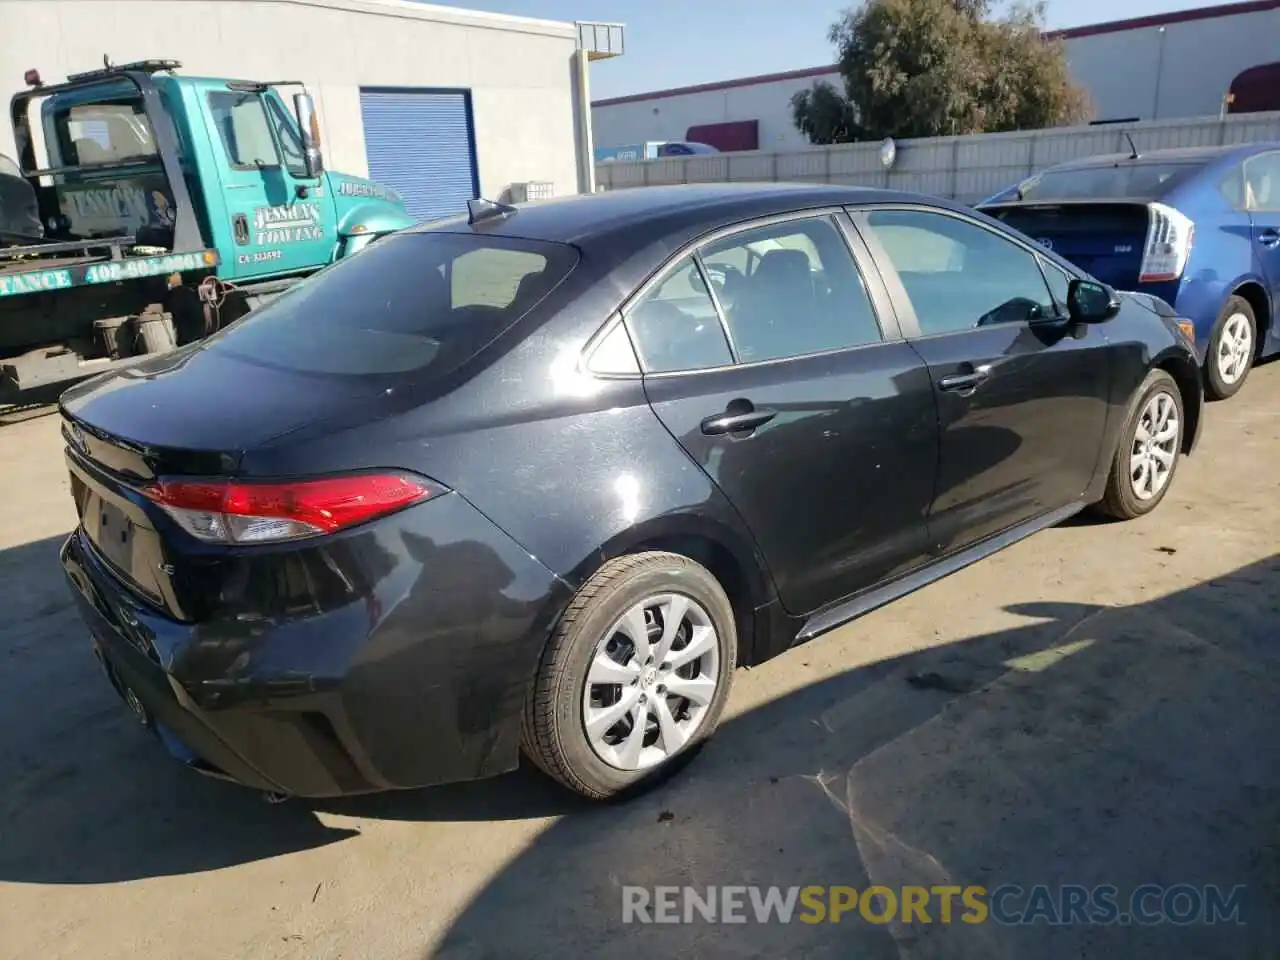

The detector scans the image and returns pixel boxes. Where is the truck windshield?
[205,232,579,378]
[996,162,1207,203]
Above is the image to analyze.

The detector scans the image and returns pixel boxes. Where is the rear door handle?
[938,364,993,393]
[1260,228,1280,248]
[700,407,777,436]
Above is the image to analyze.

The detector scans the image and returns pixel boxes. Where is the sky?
[423,0,1250,99]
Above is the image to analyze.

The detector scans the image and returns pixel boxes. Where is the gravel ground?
[1,363,1276,960]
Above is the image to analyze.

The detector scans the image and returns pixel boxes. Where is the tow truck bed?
[0,254,107,275]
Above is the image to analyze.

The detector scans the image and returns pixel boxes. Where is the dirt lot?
[1,366,1277,960]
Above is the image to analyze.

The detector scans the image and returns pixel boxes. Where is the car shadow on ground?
[2,534,1277,959]
[0,533,587,887]
[425,553,1280,960]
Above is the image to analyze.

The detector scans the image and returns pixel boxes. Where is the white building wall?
[1064,7,1280,121]
[1,0,580,200]
[592,6,1280,148]
[592,70,840,152]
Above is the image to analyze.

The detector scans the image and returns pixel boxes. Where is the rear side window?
[206,233,578,378]
[1012,162,1206,202]
[1244,152,1280,211]
[701,216,882,362]
[626,256,733,374]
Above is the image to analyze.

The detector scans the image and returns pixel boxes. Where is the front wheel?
[1205,296,1257,400]
[1096,369,1185,520]
[521,552,737,800]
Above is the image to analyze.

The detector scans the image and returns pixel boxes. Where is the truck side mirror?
[293,91,324,179]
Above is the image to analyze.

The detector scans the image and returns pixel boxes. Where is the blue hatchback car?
[980,144,1280,399]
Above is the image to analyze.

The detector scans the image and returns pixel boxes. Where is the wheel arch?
[561,515,778,668]
[1154,348,1201,455]
[1229,280,1271,356]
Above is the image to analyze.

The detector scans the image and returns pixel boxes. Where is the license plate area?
[84,487,136,573]
[66,456,169,608]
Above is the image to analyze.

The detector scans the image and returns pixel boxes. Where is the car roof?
[410,183,940,248]
[1049,142,1277,171]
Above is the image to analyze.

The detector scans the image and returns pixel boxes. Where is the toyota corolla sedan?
[59,184,1202,801]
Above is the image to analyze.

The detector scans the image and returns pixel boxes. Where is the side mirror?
[1067,278,1121,323]
[293,91,324,180]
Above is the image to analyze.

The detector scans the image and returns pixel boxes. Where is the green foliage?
[789,81,861,144]
[790,0,1092,144]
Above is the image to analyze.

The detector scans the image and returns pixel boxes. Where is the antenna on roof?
[467,197,518,225]
[1123,131,1140,160]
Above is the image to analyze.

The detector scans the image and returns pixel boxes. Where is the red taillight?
[141,473,442,544]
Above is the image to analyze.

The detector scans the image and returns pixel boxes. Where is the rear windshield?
[991,162,1206,203]
[205,232,578,378]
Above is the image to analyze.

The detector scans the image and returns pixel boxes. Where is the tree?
[790,0,1092,144]
[789,81,861,144]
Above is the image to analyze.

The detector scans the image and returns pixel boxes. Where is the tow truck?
[0,58,413,398]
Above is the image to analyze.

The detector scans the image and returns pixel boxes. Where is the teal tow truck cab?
[0,58,413,397]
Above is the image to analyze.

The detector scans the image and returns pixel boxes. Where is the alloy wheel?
[1216,312,1253,385]
[581,593,720,771]
[1129,391,1180,501]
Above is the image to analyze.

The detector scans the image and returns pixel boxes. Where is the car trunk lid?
[983,202,1152,289]
[59,348,396,619]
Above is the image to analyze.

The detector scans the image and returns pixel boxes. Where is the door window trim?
[585,206,904,380]
[847,203,1079,341]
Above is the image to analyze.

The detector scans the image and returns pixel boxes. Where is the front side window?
[625,256,733,374]
[864,209,1056,335]
[208,92,280,169]
[59,101,157,164]
[701,216,883,363]
[1039,258,1072,314]
[1244,152,1280,211]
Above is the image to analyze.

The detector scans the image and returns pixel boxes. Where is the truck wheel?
[1205,295,1256,400]
[1096,369,1185,520]
[521,552,737,800]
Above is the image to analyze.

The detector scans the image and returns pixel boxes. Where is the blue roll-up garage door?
[359,89,478,223]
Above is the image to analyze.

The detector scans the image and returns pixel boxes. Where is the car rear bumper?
[60,495,572,798]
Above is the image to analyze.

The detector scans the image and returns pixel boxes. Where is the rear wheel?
[1097,369,1184,520]
[521,552,737,800]
[1205,296,1256,400]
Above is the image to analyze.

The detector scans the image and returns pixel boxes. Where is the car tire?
[1204,295,1257,401]
[1097,369,1185,521]
[521,551,737,800]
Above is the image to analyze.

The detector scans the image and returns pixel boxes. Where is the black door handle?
[700,405,777,436]
[938,364,993,393]
[1260,228,1280,248]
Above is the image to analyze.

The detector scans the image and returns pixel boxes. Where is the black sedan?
[58,184,1202,801]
